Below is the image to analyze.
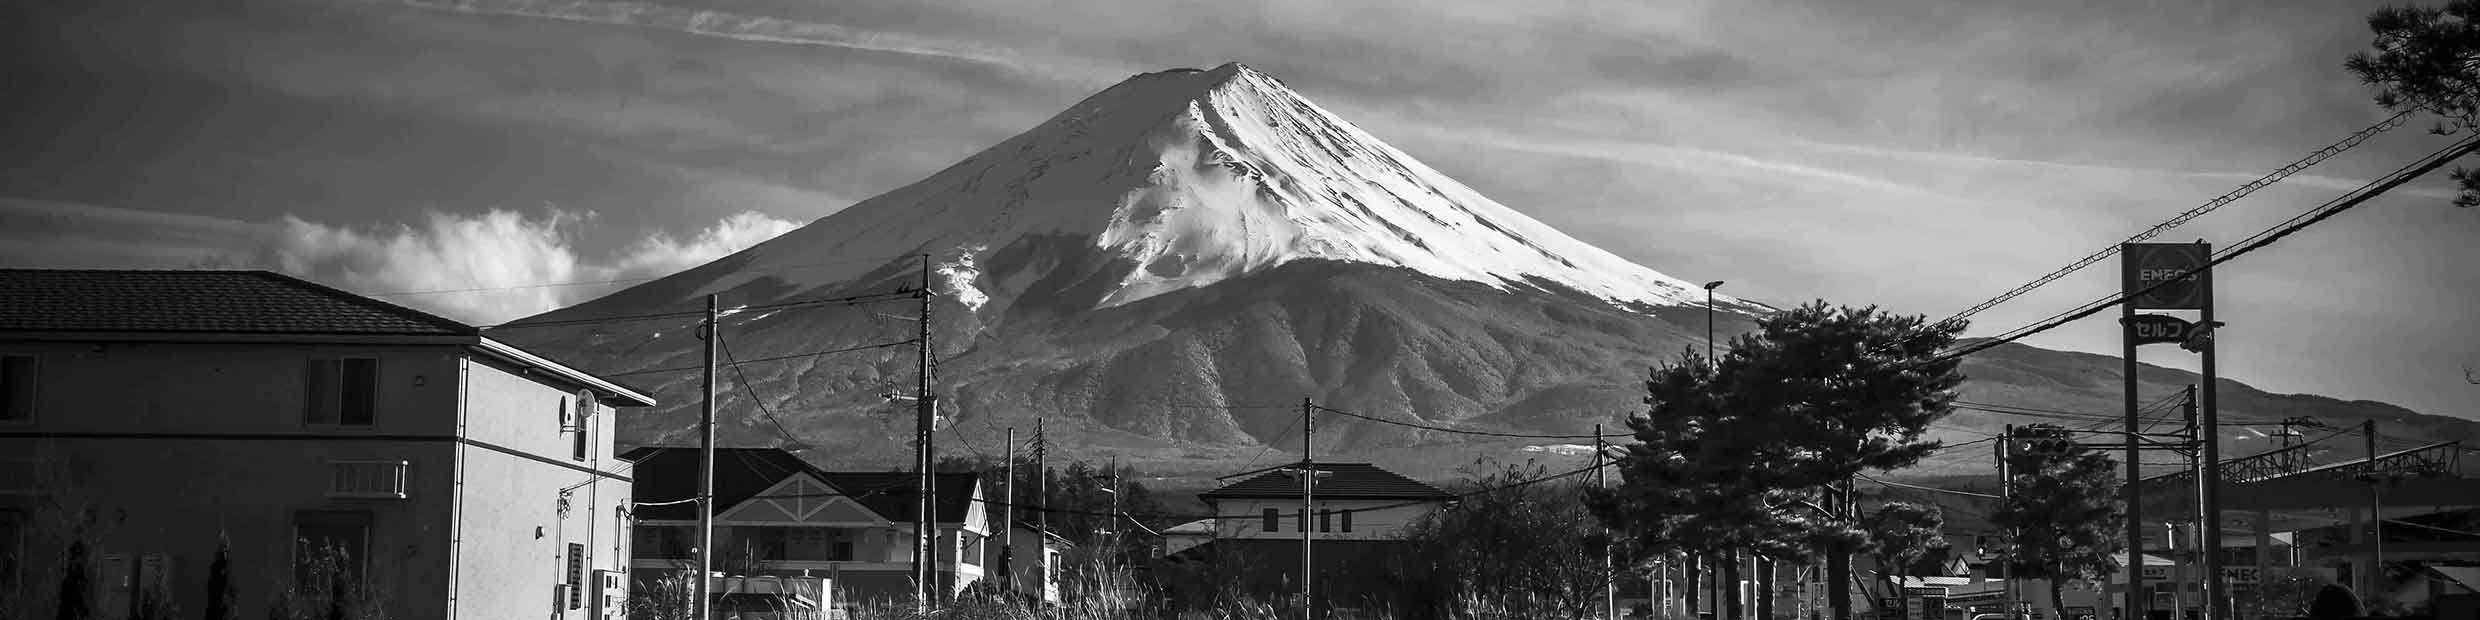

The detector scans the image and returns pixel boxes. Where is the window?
[570,408,588,462]
[0,354,33,422]
[305,358,378,426]
[1318,510,1331,533]
[565,542,585,610]
[1341,509,1352,533]
[327,460,409,499]
[293,511,371,587]
[1261,508,1279,532]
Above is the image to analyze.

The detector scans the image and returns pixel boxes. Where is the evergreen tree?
[1990,424,2125,613]
[1592,302,1966,620]
[1864,502,1949,615]
[2346,0,2480,207]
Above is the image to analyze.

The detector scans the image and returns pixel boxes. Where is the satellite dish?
[574,389,597,420]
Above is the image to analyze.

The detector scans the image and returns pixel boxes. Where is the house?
[1171,461,1453,613]
[622,447,1040,609]
[984,521,1071,605]
[0,269,654,620]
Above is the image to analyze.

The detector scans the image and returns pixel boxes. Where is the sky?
[3,0,2477,419]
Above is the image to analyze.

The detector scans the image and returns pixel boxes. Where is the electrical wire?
[1311,403,1625,440]
[1935,111,2412,326]
[602,339,919,378]
[367,253,929,298]
[716,333,805,456]
[1928,135,2480,366]
[1856,473,2001,499]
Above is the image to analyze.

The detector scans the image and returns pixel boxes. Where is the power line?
[1927,135,2480,366]
[1310,404,1624,440]
[603,339,919,378]
[482,288,920,330]
[1856,473,2002,499]
[1936,111,2411,326]
[716,333,804,454]
[366,252,926,298]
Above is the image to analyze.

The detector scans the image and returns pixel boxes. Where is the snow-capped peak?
[696,62,1746,312]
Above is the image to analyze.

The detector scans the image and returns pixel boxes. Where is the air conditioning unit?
[586,569,629,620]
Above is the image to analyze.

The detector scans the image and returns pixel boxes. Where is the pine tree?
[2346,0,2480,207]
[1990,424,2125,613]
[1592,302,1966,620]
[1864,502,1950,615]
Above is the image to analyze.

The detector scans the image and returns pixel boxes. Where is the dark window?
[293,511,372,587]
[1318,510,1331,533]
[1261,508,1279,532]
[566,542,585,610]
[1341,509,1352,532]
[305,358,378,426]
[571,411,588,462]
[0,355,33,421]
[1297,508,1307,533]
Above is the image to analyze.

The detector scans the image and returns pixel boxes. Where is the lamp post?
[1703,281,1726,366]
[1701,280,1732,620]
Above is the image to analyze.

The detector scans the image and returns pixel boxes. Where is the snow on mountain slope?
[668,62,1749,314]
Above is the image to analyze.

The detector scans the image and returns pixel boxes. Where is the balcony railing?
[328,460,409,499]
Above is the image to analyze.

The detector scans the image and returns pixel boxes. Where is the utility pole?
[695,294,719,620]
[2365,420,2384,599]
[1001,426,1016,596]
[2186,385,2205,620]
[1998,425,2015,618]
[1828,477,1852,620]
[913,256,939,609]
[1035,419,1048,553]
[1599,424,1615,620]
[2197,247,2224,620]
[1300,398,1315,620]
[1279,398,1331,620]
[2119,253,2146,620]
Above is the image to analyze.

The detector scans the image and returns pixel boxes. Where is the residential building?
[621,447,1020,610]
[984,521,1071,605]
[0,269,654,620]
[1170,461,1452,614]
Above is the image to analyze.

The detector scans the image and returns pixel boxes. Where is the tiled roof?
[0,269,476,336]
[621,447,982,524]
[1199,462,1451,501]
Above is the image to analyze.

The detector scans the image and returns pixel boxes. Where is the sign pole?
[2120,245,2145,620]
[2198,244,2224,620]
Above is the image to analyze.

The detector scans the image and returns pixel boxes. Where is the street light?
[1703,281,1726,367]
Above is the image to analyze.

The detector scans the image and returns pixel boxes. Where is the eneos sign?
[2123,243,2210,310]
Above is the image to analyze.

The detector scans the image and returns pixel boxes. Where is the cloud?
[235,207,803,324]
[269,209,597,323]
[363,0,1134,82]
[609,211,804,276]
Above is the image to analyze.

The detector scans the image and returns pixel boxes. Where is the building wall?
[0,340,636,620]
[448,355,633,620]
[1206,497,1437,541]
[983,525,1064,604]
[0,340,465,619]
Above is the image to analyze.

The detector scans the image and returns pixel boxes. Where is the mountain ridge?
[496,63,2477,482]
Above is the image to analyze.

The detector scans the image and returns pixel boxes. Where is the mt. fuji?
[498,63,2471,481]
